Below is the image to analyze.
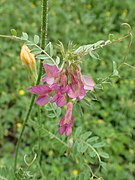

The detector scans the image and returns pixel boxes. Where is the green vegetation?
[0,0,135,179]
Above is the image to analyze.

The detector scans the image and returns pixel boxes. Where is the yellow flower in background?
[105,11,110,17]
[16,122,22,129]
[19,90,25,96]
[76,19,80,25]
[85,4,92,9]
[97,119,104,125]
[122,9,128,17]
[32,22,36,27]
[129,149,134,154]
[31,3,35,9]
[130,80,134,85]
[91,25,97,31]
[48,150,54,157]
[73,169,79,176]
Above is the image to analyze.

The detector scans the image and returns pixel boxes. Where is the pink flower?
[50,92,66,107]
[59,102,74,136]
[68,80,86,100]
[59,74,68,94]
[82,75,95,90]
[29,85,52,106]
[67,67,95,100]
[67,69,86,100]
[50,75,68,107]
[43,64,60,85]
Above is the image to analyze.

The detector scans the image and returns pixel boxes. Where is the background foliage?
[0,0,135,179]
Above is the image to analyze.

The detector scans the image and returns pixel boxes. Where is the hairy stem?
[14,0,48,172]
[38,0,48,163]
[36,99,42,166]
[38,105,41,162]
[41,0,48,49]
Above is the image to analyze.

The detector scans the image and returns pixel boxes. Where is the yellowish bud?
[20,44,36,71]
[20,44,37,82]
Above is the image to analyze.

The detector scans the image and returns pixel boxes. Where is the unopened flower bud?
[20,44,37,82]
[20,44,36,70]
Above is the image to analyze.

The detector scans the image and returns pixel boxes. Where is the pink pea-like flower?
[43,64,60,85]
[59,102,74,136]
[50,74,68,107]
[67,68,85,99]
[82,75,95,91]
[29,85,52,106]
[68,67,95,100]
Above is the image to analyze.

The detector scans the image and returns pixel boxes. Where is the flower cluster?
[29,63,94,136]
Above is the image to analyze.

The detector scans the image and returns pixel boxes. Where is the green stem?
[14,0,48,172]
[41,0,48,49]
[38,106,41,162]
[14,94,35,171]
[38,0,48,163]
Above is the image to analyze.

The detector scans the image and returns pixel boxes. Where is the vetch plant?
[0,0,134,179]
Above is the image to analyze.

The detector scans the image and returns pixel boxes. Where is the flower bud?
[20,45,36,70]
[20,44,37,82]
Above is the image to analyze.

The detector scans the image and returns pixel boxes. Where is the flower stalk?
[14,0,48,172]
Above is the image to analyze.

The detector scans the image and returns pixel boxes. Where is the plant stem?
[38,0,48,163]
[38,106,41,162]
[14,0,48,172]
[14,94,35,171]
[41,0,48,49]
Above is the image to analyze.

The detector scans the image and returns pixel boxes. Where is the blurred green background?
[0,0,135,179]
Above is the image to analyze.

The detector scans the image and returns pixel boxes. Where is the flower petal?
[59,116,65,126]
[44,64,59,78]
[65,102,73,124]
[60,75,67,87]
[65,126,72,136]
[50,94,58,103]
[43,76,54,85]
[35,95,50,106]
[59,126,66,135]
[67,82,82,98]
[78,87,86,100]
[83,75,95,90]
[29,85,51,95]
[50,83,59,91]
[67,84,77,98]
[56,95,66,107]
